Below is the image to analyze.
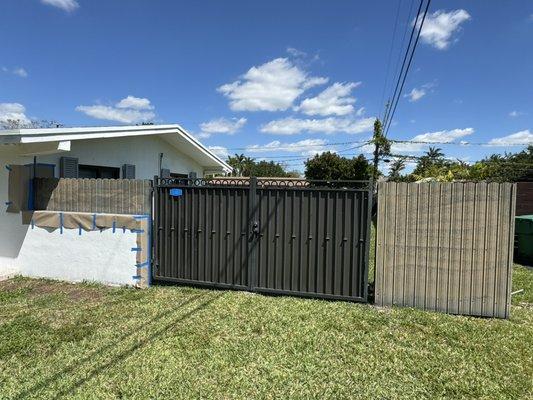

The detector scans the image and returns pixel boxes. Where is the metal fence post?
[152,175,159,280]
[248,176,259,290]
[364,179,374,302]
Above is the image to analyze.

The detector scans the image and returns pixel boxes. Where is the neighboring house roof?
[0,124,231,173]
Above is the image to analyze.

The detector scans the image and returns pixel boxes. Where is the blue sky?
[1,0,532,172]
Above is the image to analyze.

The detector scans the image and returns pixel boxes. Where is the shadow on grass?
[14,292,222,399]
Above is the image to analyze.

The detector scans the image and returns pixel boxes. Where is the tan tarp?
[7,165,31,213]
[7,164,55,214]
[27,210,150,288]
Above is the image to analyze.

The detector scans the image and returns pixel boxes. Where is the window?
[78,164,120,179]
[170,172,188,178]
[24,163,55,178]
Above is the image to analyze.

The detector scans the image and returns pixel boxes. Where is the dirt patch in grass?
[0,278,103,302]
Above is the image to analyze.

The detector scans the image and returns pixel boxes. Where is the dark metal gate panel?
[254,186,370,301]
[153,181,251,290]
[153,177,372,302]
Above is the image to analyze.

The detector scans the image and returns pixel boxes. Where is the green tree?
[388,158,406,181]
[411,146,448,179]
[227,154,254,177]
[304,152,372,181]
[470,145,533,182]
[249,160,290,177]
[226,155,292,177]
[370,119,391,179]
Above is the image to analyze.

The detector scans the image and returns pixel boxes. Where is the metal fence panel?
[153,177,372,302]
[153,184,251,290]
[253,187,370,301]
[375,181,516,318]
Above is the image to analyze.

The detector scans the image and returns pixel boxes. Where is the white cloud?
[286,47,307,58]
[207,146,229,159]
[41,0,79,12]
[418,9,471,50]
[115,95,153,110]
[411,128,473,143]
[2,67,28,78]
[404,87,426,102]
[384,128,475,153]
[246,139,328,156]
[295,82,360,116]
[76,96,156,124]
[217,58,328,112]
[76,105,155,124]
[261,116,375,135]
[0,103,31,126]
[509,110,523,118]
[198,117,246,139]
[487,130,533,146]
[12,68,28,78]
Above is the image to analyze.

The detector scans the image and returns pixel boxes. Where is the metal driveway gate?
[153,177,372,302]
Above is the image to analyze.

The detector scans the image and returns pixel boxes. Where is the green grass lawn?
[1,266,532,399]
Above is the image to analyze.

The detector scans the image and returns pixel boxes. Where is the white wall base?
[16,226,139,286]
[0,257,19,280]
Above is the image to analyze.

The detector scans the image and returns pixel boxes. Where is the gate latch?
[252,221,260,236]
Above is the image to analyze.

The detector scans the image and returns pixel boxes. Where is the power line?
[389,139,533,146]
[224,139,370,151]
[382,153,533,166]
[384,0,432,137]
[281,157,375,168]
[379,0,403,120]
[382,0,426,128]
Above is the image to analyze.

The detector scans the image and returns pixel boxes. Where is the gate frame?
[152,176,373,303]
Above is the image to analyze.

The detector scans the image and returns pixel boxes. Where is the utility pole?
[372,118,383,181]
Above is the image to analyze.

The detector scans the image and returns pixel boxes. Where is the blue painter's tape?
[31,219,34,229]
[5,165,12,171]
[78,224,82,236]
[170,188,183,197]
[131,247,142,252]
[59,213,63,234]
[136,261,149,268]
[134,215,150,220]
[131,229,145,234]
[122,226,126,233]
[132,275,141,280]
[112,221,116,233]
[92,214,97,230]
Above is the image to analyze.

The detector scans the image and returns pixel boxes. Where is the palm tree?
[388,158,406,181]
[227,153,246,177]
[426,146,444,161]
[226,154,256,177]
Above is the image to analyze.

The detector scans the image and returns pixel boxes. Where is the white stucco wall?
[0,151,29,276]
[0,133,201,280]
[17,226,138,286]
[37,135,205,179]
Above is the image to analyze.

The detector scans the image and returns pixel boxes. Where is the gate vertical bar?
[152,175,159,280]
[363,179,373,301]
[248,177,259,290]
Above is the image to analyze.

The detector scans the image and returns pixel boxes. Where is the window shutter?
[122,164,136,179]
[160,168,171,178]
[188,171,198,179]
[60,157,79,178]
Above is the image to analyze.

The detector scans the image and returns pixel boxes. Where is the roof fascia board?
[172,125,232,172]
[0,123,232,172]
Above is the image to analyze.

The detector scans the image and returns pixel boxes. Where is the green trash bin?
[515,215,533,265]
